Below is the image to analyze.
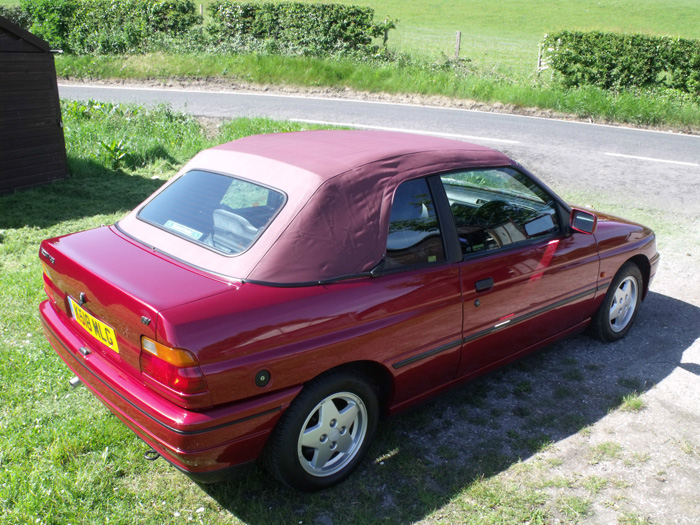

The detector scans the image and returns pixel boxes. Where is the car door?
[437,167,601,378]
[378,176,464,408]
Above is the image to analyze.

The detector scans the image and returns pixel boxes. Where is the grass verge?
[56,53,700,131]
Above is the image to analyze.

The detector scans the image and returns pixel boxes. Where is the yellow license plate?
[68,297,119,353]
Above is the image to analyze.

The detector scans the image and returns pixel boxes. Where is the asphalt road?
[59,83,700,218]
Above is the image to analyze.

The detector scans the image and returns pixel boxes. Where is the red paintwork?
[39,132,659,482]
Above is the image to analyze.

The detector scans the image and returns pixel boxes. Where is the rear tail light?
[41,262,56,303]
[140,337,208,395]
[40,262,70,316]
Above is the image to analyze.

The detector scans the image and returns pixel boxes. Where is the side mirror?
[570,209,597,234]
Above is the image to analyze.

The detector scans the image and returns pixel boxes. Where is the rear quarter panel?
[157,266,464,409]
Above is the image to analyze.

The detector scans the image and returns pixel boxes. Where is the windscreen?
[138,170,286,256]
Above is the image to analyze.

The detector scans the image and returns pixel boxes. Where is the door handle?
[475,277,494,292]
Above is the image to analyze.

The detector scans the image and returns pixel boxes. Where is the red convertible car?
[40,130,658,491]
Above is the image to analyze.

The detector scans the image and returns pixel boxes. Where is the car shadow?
[0,156,164,230]
[199,291,699,524]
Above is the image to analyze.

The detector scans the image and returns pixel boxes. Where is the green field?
[253,0,700,66]
[5,0,700,51]
[180,0,700,40]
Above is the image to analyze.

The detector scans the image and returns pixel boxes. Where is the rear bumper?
[40,299,301,479]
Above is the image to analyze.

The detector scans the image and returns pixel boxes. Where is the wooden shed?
[0,15,68,194]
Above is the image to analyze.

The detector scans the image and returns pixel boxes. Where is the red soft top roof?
[120,131,511,284]
[212,130,507,182]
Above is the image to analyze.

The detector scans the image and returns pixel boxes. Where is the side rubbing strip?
[392,339,462,369]
[392,286,598,370]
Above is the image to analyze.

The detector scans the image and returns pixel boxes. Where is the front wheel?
[263,370,379,491]
[590,262,643,342]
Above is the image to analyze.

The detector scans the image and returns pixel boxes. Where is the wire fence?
[388,26,542,79]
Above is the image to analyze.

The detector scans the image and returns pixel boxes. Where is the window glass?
[138,170,285,255]
[440,168,559,256]
[385,178,445,268]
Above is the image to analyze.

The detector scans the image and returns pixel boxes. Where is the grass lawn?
[297,0,700,39]
[0,104,333,524]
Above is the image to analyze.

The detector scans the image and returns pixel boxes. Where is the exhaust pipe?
[69,376,81,388]
[144,448,161,461]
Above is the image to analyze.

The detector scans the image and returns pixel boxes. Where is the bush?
[20,0,201,54]
[16,0,394,58]
[542,31,700,97]
[0,5,32,29]
[207,1,395,57]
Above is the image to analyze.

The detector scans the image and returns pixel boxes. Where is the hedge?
[19,0,201,54]
[542,31,700,97]
[0,5,32,29]
[11,0,393,58]
[207,1,394,57]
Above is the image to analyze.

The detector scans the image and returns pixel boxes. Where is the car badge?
[40,247,55,264]
[78,292,87,306]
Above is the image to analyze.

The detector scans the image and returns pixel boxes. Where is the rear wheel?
[263,370,379,491]
[590,262,643,342]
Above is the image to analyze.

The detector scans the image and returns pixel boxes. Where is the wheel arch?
[263,359,390,490]
[626,254,651,300]
[313,360,394,418]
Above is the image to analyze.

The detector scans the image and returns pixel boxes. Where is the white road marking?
[290,119,520,144]
[58,83,700,140]
[605,152,699,167]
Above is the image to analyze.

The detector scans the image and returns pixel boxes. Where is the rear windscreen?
[138,170,286,255]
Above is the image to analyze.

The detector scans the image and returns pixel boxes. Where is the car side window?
[440,168,559,256]
[385,178,446,268]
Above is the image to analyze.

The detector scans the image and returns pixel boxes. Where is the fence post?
[455,30,461,60]
[200,4,203,17]
[536,41,549,76]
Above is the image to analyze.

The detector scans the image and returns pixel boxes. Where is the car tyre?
[590,261,643,342]
[263,370,379,491]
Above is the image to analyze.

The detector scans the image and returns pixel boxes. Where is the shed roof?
[0,15,50,53]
